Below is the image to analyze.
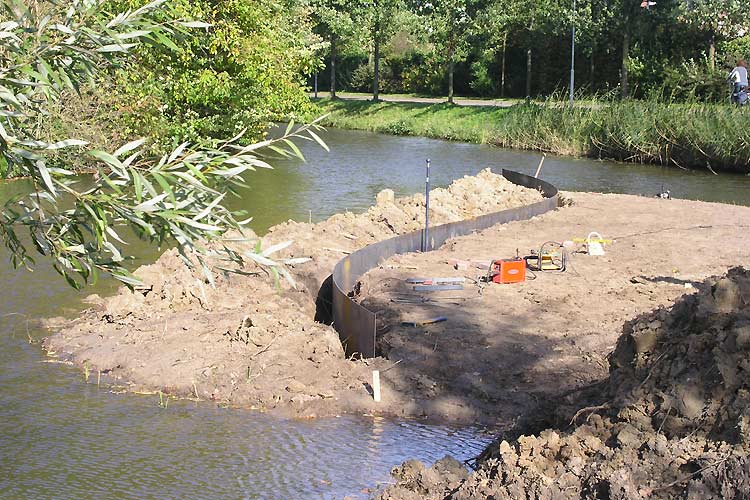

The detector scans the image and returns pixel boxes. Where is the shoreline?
[43,172,750,428]
[308,98,750,174]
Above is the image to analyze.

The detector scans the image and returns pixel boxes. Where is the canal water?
[2,127,749,499]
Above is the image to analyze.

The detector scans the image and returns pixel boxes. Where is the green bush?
[719,36,750,68]
[470,55,498,97]
[660,59,728,103]
[107,0,317,143]
[349,63,402,94]
[349,64,374,93]
[400,53,445,95]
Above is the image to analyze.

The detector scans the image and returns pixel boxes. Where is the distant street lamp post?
[569,0,576,106]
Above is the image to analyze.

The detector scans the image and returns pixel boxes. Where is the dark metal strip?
[331,170,559,358]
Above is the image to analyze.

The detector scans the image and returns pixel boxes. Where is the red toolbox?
[490,259,526,284]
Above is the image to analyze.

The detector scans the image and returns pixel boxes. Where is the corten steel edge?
[331,169,559,358]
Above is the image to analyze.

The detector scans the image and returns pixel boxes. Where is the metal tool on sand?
[406,277,466,284]
[401,316,448,327]
[413,284,464,291]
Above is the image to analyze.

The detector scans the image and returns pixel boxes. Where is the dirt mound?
[607,267,750,445]
[362,168,544,235]
[262,168,540,272]
[44,169,540,418]
[377,267,750,499]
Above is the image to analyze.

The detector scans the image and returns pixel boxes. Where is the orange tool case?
[490,258,526,284]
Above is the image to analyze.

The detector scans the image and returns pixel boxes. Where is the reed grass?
[158,390,169,408]
[310,98,750,173]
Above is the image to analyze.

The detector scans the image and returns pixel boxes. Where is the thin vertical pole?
[314,72,318,98]
[534,154,546,178]
[372,370,381,402]
[569,0,576,107]
[423,159,431,252]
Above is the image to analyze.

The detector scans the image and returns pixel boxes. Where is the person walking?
[729,59,748,104]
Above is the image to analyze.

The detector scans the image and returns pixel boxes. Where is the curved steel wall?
[332,169,559,358]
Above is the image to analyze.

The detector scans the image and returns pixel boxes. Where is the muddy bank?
[376,267,750,499]
[44,169,542,419]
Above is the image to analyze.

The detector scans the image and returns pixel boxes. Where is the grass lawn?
[305,98,750,173]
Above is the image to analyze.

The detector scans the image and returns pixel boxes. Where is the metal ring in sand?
[331,169,559,358]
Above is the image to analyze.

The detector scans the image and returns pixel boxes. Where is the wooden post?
[534,154,546,178]
[372,370,381,402]
[500,32,507,98]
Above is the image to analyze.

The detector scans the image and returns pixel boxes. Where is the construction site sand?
[375,267,750,499]
[363,194,750,498]
[44,169,543,419]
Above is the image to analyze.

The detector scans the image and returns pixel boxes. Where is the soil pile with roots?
[377,267,750,499]
[44,169,541,418]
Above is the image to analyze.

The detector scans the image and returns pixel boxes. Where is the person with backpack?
[729,59,748,105]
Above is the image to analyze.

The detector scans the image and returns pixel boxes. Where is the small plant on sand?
[158,390,169,409]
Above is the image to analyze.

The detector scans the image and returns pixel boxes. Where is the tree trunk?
[448,46,455,104]
[621,30,629,99]
[589,1,596,92]
[526,48,532,98]
[373,34,380,101]
[500,32,507,98]
[330,36,337,98]
[709,33,716,70]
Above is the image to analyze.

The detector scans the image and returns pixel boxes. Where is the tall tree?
[361,0,403,101]
[571,0,614,93]
[419,0,476,103]
[678,0,747,69]
[310,0,360,98]
[616,0,641,98]
[476,0,513,96]
[503,0,566,98]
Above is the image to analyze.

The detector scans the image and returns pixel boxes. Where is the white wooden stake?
[372,370,381,402]
[534,153,547,178]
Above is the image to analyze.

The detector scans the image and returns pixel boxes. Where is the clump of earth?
[44,169,541,418]
[376,267,750,499]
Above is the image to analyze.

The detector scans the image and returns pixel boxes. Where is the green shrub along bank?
[311,99,750,174]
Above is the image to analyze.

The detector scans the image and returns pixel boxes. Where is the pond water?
[2,127,749,499]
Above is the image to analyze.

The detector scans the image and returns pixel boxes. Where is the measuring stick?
[372,370,381,402]
[534,154,546,178]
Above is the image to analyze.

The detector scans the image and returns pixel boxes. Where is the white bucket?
[586,231,606,256]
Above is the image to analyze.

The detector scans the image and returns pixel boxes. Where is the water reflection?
[262,127,750,224]
[0,349,491,499]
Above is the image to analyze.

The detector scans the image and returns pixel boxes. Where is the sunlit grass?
[310,98,750,173]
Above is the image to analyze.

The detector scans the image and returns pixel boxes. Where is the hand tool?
[401,316,448,327]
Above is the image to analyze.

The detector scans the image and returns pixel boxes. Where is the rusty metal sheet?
[331,170,558,358]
